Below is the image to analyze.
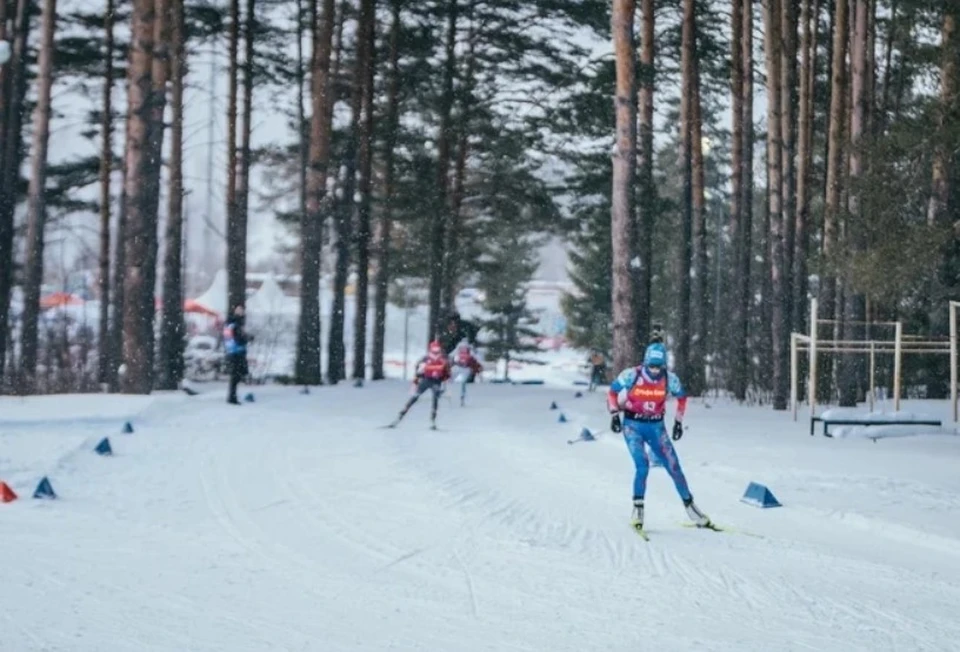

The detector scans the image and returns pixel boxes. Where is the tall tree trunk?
[839,0,868,407]
[676,0,694,380]
[794,0,819,334]
[18,0,56,394]
[780,0,797,335]
[234,0,255,313]
[764,0,788,409]
[328,4,369,384]
[295,0,336,385]
[611,0,638,373]
[351,0,376,381]
[877,0,897,132]
[734,0,755,399]
[929,7,957,226]
[636,0,655,346]
[97,0,115,386]
[0,0,31,386]
[119,0,156,394]
[225,0,241,313]
[109,166,127,391]
[428,0,458,340]
[442,7,475,311]
[371,0,401,381]
[296,0,308,234]
[820,0,847,401]
[689,41,707,395]
[158,0,186,390]
[729,0,744,393]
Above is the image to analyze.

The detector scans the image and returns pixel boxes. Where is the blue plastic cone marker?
[122,422,134,434]
[353,378,364,388]
[574,391,583,398]
[33,476,56,499]
[244,393,255,403]
[580,428,595,442]
[95,438,113,456]
[741,482,781,508]
[550,401,558,410]
[300,386,310,395]
[558,413,567,423]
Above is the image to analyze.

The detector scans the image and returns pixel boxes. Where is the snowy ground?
[3,384,960,651]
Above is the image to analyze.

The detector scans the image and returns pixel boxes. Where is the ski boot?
[630,499,645,531]
[683,497,711,528]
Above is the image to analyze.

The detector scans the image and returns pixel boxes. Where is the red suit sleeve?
[607,389,620,413]
[675,396,688,422]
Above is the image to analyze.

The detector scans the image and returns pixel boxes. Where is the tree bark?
[839,0,868,407]
[689,39,707,395]
[780,0,797,335]
[371,0,401,381]
[676,0,695,381]
[820,0,848,401]
[351,0,377,381]
[734,0,755,399]
[729,0,744,392]
[158,0,186,390]
[763,0,788,409]
[97,0,115,386]
[794,0,819,334]
[636,0,655,347]
[929,8,957,226]
[0,0,31,386]
[295,0,336,385]
[234,0,255,312]
[225,0,241,313]
[328,2,370,384]
[428,0,458,340]
[119,0,157,393]
[442,6,476,312]
[611,0,638,373]
[18,0,56,394]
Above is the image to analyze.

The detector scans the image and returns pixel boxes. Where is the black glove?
[672,421,683,441]
[610,413,622,433]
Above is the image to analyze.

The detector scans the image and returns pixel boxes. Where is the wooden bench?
[810,416,942,438]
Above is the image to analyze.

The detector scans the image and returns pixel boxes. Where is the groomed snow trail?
[3,383,960,651]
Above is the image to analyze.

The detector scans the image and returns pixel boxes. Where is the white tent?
[192,269,228,315]
[247,273,294,317]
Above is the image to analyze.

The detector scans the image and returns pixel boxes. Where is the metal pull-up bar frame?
[791,298,959,423]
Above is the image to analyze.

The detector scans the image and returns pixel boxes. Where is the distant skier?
[452,342,483,406]
[223,305,252,405]
[587,349,607,391]
[607,342,711,533]
[389,340,451,429]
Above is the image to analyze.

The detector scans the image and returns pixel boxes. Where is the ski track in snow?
[3,383,960,650]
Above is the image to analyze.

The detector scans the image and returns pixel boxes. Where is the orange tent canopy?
[40,292,84,309]
[152,297,221,319]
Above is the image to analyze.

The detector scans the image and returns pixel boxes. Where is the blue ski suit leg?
[623,418,692,501]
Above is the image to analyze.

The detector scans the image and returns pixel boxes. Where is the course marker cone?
[558,413,567,423]
[741,482,781,508]
[550,401,558,410]
[95,438,113,456]
[244,392,255,403]
[122,422,134,434]
[33,476,56,499]
[1,481,17,503]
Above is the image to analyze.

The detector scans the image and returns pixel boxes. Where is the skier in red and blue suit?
[607,342,711,532]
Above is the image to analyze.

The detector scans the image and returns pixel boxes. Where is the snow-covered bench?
[810,415,942,437]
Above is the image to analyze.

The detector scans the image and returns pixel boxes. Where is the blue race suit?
[609,366,692,501]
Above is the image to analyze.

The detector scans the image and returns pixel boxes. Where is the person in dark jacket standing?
[223,305,251,405]
[437,310,478,354]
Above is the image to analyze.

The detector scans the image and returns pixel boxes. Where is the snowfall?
[4,287,960,651]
